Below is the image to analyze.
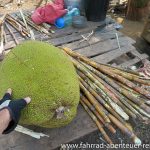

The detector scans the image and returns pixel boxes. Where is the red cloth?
[31,0,67,25]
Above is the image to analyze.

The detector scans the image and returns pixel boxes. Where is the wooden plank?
[130,49,149,58]
[5,22,49,43]
[4,23,18,35]
[118,54,149,68]
[49,33,84,46]
[51,21,105,38]
[4,41,16,50]
[6,31,51,43]
[63,29,123,50]
[118,50,149,67]
[92,45,135,64]
[48,22,110,46]
[5,32,25,42]
[0,105,97,150]
[75,36,135,58]
[4,20,101,40]
[4,39,25,51]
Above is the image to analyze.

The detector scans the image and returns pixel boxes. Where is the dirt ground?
[0,0,52,14]
[0,0,36,13]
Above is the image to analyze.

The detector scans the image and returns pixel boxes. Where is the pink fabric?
[31,0,67,25]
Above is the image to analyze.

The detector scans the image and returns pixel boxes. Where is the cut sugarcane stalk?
[80,100,113,144]
[15,125,49,139]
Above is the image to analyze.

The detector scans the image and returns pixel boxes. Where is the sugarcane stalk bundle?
[5,14,30,38]
[62,47,150,144]
[16,12,54,36]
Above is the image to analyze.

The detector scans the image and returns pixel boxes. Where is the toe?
[24,97,31,104]
[7,88,12,95]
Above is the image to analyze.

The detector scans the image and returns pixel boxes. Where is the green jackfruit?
[0,41,80,128]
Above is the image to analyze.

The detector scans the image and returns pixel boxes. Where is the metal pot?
[64,0,85,14]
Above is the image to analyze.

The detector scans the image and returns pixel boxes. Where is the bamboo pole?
[93,73,150,120]
[0,25,4,55]
[62,47,150,87]
[80,100,113,144]
[5,22,19,45]
[62,47,140,76]
[3,29,7,44]
[0,13,7,26]
[6,15,30,37]
[81,89,141,144]
[108,114,141,144]
[61,47,146,144]
[78,74,128,123]
[80,63,150,120]
[87,72,137,119]
[82,61,147,101]
[0,14,6,55]
[86,71,136,118]
[109,67,150,85]
[16,13,51,36]
[24,12,55,34]
[79,82,110,123]
[78,60,150,114]
[80,94,116,134]
[99,68,150,99]
[99,63,141,77]
[81,60,150,119]
[116,81,141,97]
[125,98,150,119]
[71,57,129,120]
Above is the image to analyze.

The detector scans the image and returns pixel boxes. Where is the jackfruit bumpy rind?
[0,41,80,128]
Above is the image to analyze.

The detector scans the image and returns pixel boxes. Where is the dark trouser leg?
[0,93,12,107]
[2,93,12,101]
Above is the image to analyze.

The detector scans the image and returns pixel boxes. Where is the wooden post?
[126,0,149,21]
[142,15,150,43]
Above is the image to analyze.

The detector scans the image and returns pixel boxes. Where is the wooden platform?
[0,14,149,150]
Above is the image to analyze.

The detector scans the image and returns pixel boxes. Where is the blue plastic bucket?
[55,8,80,29]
